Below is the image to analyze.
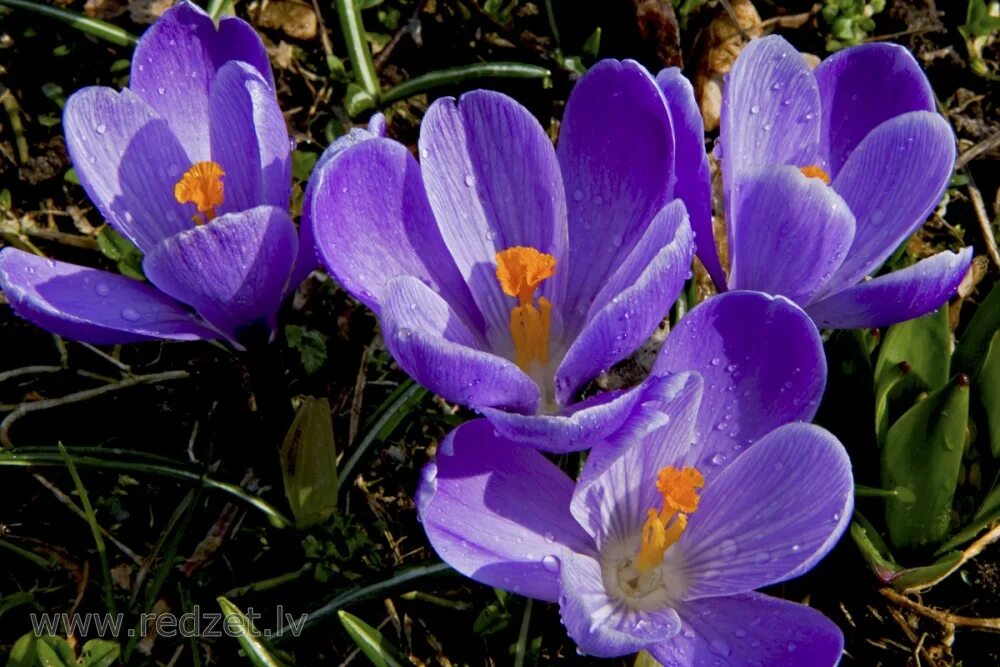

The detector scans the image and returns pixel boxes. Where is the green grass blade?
[336,0,380,97]
[381,62,551,106]
[217,597,287,667]
[0,0,138,46]
[338,610,407,667]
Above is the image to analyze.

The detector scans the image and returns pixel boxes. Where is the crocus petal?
[63,87,192,252]
[556,200,693,403]
[728,166,855,306]
[558,59,674,328]
[806,248,973,329]
[480,382,654,454]
[649,592,843,667]
[822,111,956,291]
[130,0,272,160]
[309,137,481,328]
[815,42,936,178]
[420,90,568,348]
[0,248,217,344]
[677,423,853,600]
[142,206,297,342]
[294,115,388,289]
[721,35,821,184]
[415,419,592,603]
[209,61,291,214]
[570,372,702,549]
[381,276,539,413]
[656,67,724,289]
[560,549,682,658]
[653,292,826,480]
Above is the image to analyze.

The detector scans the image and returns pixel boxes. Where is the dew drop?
[464,174,475,187]
[95,123,107,134]
[709,639,731,657]
[544,532,556,544]
[157,86,166,96]
[749,105,760,115]
[120,307,140,322]
[572,188,584,202]
[787,642,798,652]
[541,555,560,572]
[95,283,111,297]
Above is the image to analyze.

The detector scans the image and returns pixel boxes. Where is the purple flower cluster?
[0,7,970,663]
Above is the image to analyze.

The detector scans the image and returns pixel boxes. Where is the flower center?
[495,247,556,372]
[174,161,225,224]
[799,164,831,184]
[634,465,704,574]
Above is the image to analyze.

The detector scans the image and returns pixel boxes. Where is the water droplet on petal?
[95,283,111,297]
[157,86,166,96]
[749,105,760,115]
[719,538,739,558]
[121,307,140,322]
[544,532,555,544]
[709,639,731,657]
[541,555,560,572]
[464,174,475,187]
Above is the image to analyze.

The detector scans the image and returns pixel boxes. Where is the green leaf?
[0,0,138,46]
[285,325,328,375]
[978,331,1000,458]
[6,632,37,667]
[850,513,899,582]
[961,0,1000,38]
[954,281,1000,376]
[337,610,407,667]
[582,27,601,59]
[380,63,551,107]
[79,639,120,667]
[0,188,10,210]
[217,597,287,667]
[280,397,338,528]
[35,635,76,666]
[940,474,1000,551]
[874,305,951,443]
[891,550,965,592]
[96,226,145,280]
[291,150,319,183]
[882,378,970,547]
[344,83,377,118]
[473,601,511,636]
[634,650,660,667]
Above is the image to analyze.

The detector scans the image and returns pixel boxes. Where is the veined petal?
[570,373,702,550]
[677,423,853,600]
[728,166,855,306]
[416,419,591,603]
[560,549,682,658]
[294,115,388,289]
[142,206,297,343]
[656,67,724,289]
[420,90,568,349]
[557,59,675,328]
[481,381,650,454]
[806,248,973,329]
[823,111,956,291]
[208,61,291,214]
[649,592,843,667]
[653,292,826,482]
[381,276,539,414]
[63,87,193,252]
[0,248,217,344]
[556,200,693,403]
[721,35,820,187]
[815,42,936,178]
[130,0,272,161]
[309,137,481,329]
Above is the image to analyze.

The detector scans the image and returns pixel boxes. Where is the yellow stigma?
[634,465,704,574]
[495,247,556,372]
[799,164,831,185]
[174,161,225,224]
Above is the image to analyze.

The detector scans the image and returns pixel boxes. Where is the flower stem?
[336,0,380,99]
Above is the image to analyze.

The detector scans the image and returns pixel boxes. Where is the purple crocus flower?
[418,291,853,664]
[0,1,298,347]
[307,60,712,451]
[696,35,972,329]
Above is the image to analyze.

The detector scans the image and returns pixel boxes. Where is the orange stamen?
[495,247,556,371]
[800,164,831,184]
[174,161,225,224]
[634,466,703,574]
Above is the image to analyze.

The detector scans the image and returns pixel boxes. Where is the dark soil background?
[1,0,999,665]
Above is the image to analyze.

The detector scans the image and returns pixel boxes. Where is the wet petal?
[142,206,297,342]
[677,423,853,599]
[558,59,675,327]
[0,248,216,343]
[649,592,843,667]
[420,90,568,349]
[63,87,192,252]
[806,248,973,329]
[653,292,826,482]
[381,276,538,413]
[415,419,591,603]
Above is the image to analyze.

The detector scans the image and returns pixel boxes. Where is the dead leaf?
[268,41,298,71]
[634,0,681,68]
[84,0,126,20]
[255,1,318,41]
[111,563,133,590]
[695,0,762,132]
[128,0,173,25]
